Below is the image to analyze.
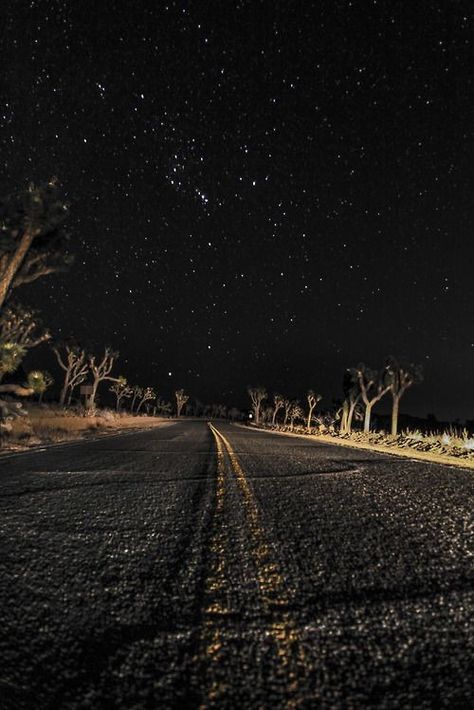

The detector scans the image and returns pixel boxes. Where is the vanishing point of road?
[1,420,473,708]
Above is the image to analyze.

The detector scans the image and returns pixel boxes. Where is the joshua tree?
[193,398,205,417]
[155,397,172,416]
[289,402,304,431]
[306,390,322,431]
[355,363,391,432]
[175,389,189,417]
[110,376,133,411]
[27,370,54,403]
[0,316,36,427]
[0,304,49,382]
[0,179,71,308]
[283,398,292,426]
[385,357,423,435]
[272,394,285,425]
[210,403,227,419]
[88,347,119,409]
[53,342,89,406]
[339,370,362,434]
[247,386,267,424]
[137,387,155,413]
[129,385,142,413]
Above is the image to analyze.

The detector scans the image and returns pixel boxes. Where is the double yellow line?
[207,423,307,706]
[209,423,288,605]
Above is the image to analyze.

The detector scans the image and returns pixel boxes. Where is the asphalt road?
[0,420,473,709]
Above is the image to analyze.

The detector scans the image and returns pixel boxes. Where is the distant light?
[168,371,172,376]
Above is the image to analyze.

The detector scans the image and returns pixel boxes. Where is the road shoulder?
[235,424,474,471]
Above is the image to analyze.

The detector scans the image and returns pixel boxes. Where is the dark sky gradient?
[1,1,473,419]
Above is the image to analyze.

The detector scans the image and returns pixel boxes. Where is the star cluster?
[1,1,473,418]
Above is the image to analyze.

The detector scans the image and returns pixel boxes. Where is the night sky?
[1,1,473,420]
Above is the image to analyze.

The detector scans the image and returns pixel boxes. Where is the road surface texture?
[0,420,473,709]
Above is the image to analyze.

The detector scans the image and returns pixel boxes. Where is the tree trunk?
[347,401,357,434]
[363,403,373,432]
[307,408,313,432]
[59,379,69,407]
[339,401,349,434]
[254,406,260,425]
[272,410,277,426]
[391,395,400,436]
[89,380,99,409]
[0,229,36,308]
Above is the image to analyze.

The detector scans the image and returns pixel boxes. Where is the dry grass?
[1,403,167,451]
[249,422,474,470]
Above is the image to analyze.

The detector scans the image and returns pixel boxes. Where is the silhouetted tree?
[110,376,133,411]
[0,179,71,308]
[283,398,292,426]
[289,402,303,431]
[210,403,221,418]
[272,394,285,425]
[385,357,423,435]
[27,370,53,403]
[0,304,49,382]
[355,363,391,432]
[339,369,362,434]
[137,387,155,413]
[211,403,227,418]
[247,386,267,424]
[193,398,205,417]
[128,385,142,413]
[175,389,189,417]
[53,342,89,406]
[0,304,50,422]
[155,397,172,416]
[88,347,119,409]
[306,390,322,431]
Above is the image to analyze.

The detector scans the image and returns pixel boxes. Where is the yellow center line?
[197,426,232,708]
[208,423,308,706]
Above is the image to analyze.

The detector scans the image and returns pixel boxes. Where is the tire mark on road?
[46,442,217,708]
